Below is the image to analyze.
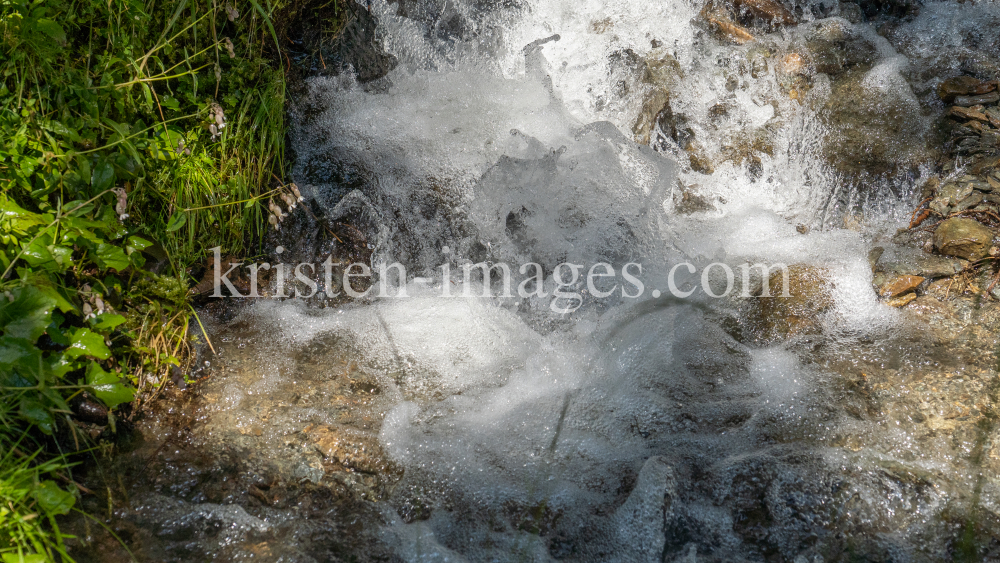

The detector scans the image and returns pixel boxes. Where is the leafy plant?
[0,0,291,558]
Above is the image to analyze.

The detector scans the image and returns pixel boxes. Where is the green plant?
[0,397,77,563]
[0,0,291,557]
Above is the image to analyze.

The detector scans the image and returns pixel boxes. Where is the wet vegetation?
[0,0,315,557]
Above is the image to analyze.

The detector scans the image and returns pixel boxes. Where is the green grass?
[0,0,293,558]
[0,394,76,563]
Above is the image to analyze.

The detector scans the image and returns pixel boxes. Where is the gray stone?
[613,456,675,562]
[953,92,1000,107]
[955,192,983,212]
[868,246,884,270]
[875,245,966,278]
[938,181,974,205]
[933,217,994,260]
[840,2,863,23]
[929,197,951,216]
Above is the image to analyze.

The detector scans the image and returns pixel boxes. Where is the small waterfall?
[101,1,1000,561]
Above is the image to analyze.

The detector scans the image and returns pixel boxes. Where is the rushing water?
[76,1,1000,562]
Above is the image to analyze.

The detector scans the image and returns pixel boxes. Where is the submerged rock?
[748,264,833,342]
[933,217,994,260]
[307,424,393,475]
[885,292,917,307]
[879,275,924,298]
[874,245,965,278]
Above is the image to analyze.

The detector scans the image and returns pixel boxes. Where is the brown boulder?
[933,217,993,260]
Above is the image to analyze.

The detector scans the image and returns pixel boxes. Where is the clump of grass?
[0,0,294,558]
[0,395,77,563]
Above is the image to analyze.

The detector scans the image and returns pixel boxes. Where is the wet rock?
[633,91,674,146]
[290,1,397,83]
[950,105,989,123]
[874,245,965,278]
[938,75,987,103]
[674,188,717,214]
[805,22,878,78]
[986,107,1000,127]
[933,217,994,260]
[642,49,683,87]
[781,53,808,75]
[701,10,755,45]
[821,69,929,177]
[612,456,674,561]
[686,140,715,174]
[634,51,683,146]
[953,92,1000,107]
[307,424,391,475]
[939,180,975,204]
[954,192,983,213]
[885,293,917,308]
[856,0,920,20]
[879,275,923,298]
[867,246,885,270]
[749,264,833,342]
[749,48,769,78]
[929,197,951,216]
[733,0,797,26]
[71,393,109,425]
[839,2,863,23]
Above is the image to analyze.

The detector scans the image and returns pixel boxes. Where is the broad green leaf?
[19,399,54,434]
[129,251,147,269]
[19,238,54,268]
[28,281,76,314]
[0,196,46,234]
[35,18,66,44]
[149,128,185,160]
[126,235,153,254]
[0,286,56,341]
[90,313,126,331]
[165,211,187,232]
[86,363,134,408]
[161,95,180,111]
[0,338,38,369]
[41,119,81,142]
[65,328,111,360]
[91,158,115,192]
[92,243,129,271]
[34,480,75,515]
[50,245,73,270]
[45,353,75,378]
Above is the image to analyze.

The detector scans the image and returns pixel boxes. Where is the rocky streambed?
[60,0,1000,562]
